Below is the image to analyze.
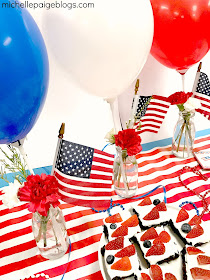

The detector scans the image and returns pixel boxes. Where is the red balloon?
[150,0,210,72]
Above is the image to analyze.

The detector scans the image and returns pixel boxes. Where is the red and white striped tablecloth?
[0,132,210,280]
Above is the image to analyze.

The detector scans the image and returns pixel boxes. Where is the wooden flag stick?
[51,123,65,175]
[128,79,140,128]
[192,62,202,95]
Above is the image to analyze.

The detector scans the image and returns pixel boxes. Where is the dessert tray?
[98,198,210,280]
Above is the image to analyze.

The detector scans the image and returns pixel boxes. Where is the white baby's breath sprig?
[105,128,115,144]
[2,180,22,209]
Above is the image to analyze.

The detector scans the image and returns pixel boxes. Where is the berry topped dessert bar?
[170,208,210,246]
[101,236,140,280]
[132,197,171,229]
[134,226,179,266]
[182,245,210,280]
[103,205,140,241]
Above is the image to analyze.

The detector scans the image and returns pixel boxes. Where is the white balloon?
[42,0,154,98]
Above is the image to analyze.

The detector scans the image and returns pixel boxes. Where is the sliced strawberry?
[121,214,139,227]
[176,208,189,223]
[105,213,122,223]
[140,227,159,241]
[105,236,124,250]
[115,244,136,258]
[146,242,165,257]
[143,207,160,220]
[190,267,210,280]
[150,265,163,280]
[111,256,132,271]
[111,226,128,238]
[155,202,167,212]
[188,215,202,226]
[138,197,152,206]
[153,231,171,244]
[186,225,204,239]
[141,273,152,280]
[165,273,177,280]
[187,246,205,255]
[197,255,210,265]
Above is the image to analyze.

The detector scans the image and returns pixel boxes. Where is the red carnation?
[18,174,60,216]
[168,91,193,105]
[114,129,142,156]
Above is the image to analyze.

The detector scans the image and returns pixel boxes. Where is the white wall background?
[2,2,210,169]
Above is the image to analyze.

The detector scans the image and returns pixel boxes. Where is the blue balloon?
[0,0,49,144]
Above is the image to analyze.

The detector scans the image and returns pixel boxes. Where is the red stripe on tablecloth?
[71,233,101,251]
[67,219,103,235]
[77,271,104,280]
[0,226,32,242]
[64,209,96,222]
[0,240,36,258]
[0,213,32,229]
[35,252,99,279]
[0,203,28,217]
[0,255,46,275]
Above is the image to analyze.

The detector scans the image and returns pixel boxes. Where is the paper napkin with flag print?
[53,139,114,209]
[133,95,170,134]
[194,72,210,120]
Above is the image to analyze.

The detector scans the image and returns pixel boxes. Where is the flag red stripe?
[140,118,162,124]
[58,183,111,197]
[89,173,112,180]
[91,165,113,173]
[149,101,170,109]
[54,171,111,187]
[141,113,165,119]
[92,156,114,166]
[94,148,114,158]
[59,193,111,209]
[146,107,168,114]
[141,123,160,129]
[152,95,170,102]
[138,129,158,134]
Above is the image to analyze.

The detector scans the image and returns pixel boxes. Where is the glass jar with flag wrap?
[113,147,138,198]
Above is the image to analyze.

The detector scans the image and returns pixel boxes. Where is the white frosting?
[132,200,173,227]
[104,205,141,241]
[104,237,140,279]
[185,244,210,280]
[171,211,210,245]
[135,226,179,265]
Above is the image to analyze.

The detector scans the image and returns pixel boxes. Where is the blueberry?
[106,255,115,264]
[110,223,117,229]
[143,240,152,248]
[153,199,161,205]
[181,223,191,233]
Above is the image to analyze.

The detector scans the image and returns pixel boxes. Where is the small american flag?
[53,139,114,208]
[134,95,170,134]
[194,72,210,120]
